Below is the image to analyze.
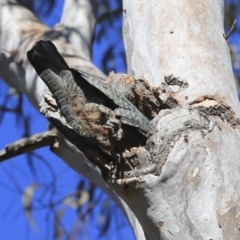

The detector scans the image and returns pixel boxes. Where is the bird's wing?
[72,70,150,134]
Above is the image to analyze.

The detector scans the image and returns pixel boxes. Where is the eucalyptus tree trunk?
[0,0,240,240]
[117,0,240,239]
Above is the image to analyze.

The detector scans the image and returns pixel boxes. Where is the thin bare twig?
[0,129,59,162]
[96,8,123,23]
[224,19,237,40]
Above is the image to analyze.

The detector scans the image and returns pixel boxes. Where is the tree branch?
[0,129,58,162]
[224,19,237,40]
[96,8,123,23]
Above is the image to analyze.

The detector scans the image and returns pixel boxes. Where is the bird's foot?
[104,118,123,140]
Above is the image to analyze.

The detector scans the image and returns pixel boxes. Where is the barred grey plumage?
[74,70,150,134]
[27,40,150,135]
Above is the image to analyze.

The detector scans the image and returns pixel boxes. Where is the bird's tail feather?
[27,40,84,124]
[27,40,70,76]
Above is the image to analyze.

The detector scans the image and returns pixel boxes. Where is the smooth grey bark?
[123,0,239,116]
